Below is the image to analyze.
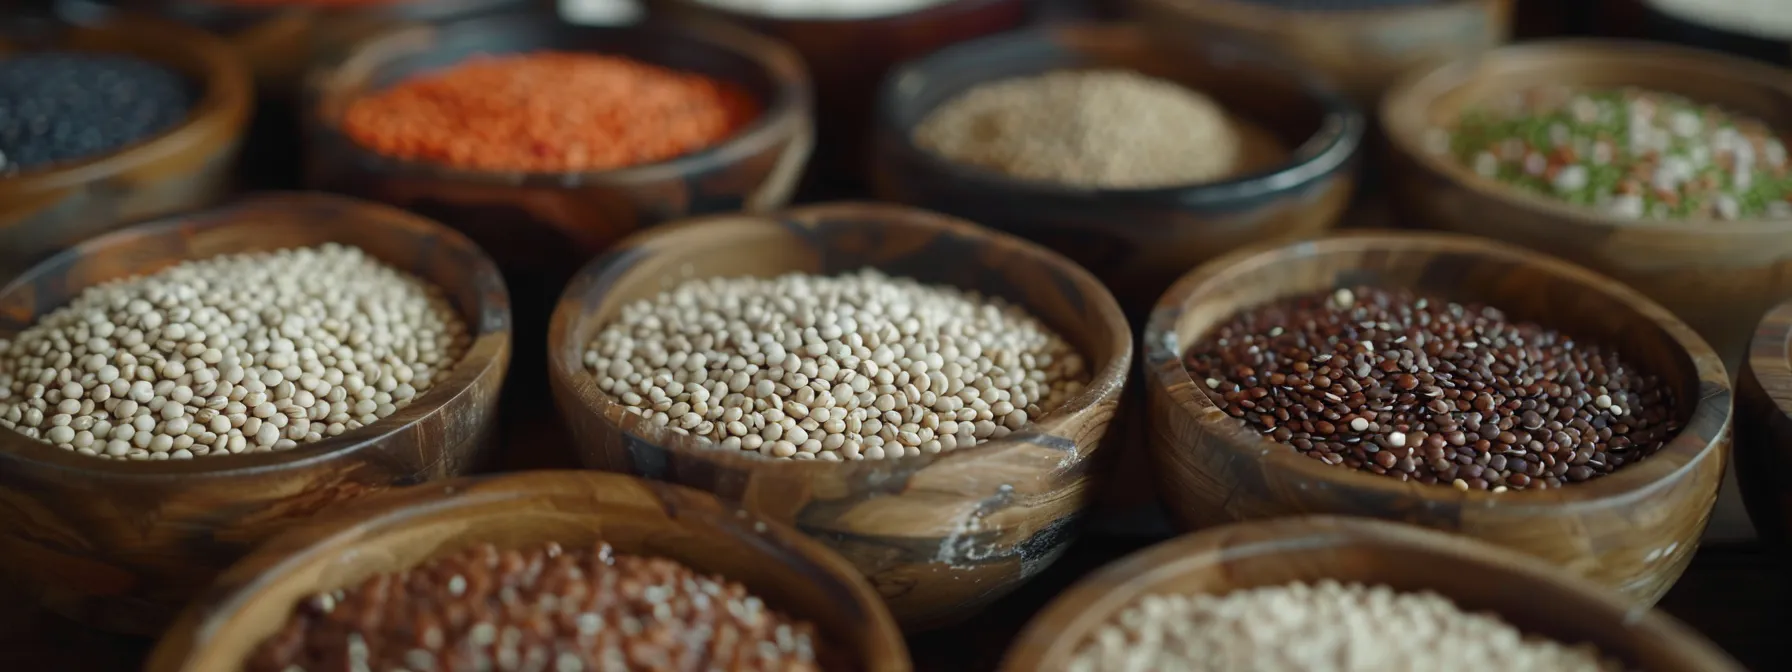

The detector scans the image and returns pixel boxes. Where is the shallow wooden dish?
[307,10,812,389]
[1002,516,1743,672]
[1124,0,1513,105]
[1143,230,1731,605]
[0,12,252,283]
[547,201,1133,631]
[1736,298,1792,549]
[870,23,1363,314]
[0,192,512,634]
[654,0,1026,184]
[1383,39,1792,367]
[145,471,909,672]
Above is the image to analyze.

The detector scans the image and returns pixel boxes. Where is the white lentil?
[583,269,1088,461]
[1070,580,1622,672]
[0,244,470,460]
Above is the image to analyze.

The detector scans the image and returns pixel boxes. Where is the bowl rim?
[873,22,1365,207]
[1745,297,1792,418]
[1381,37,1792,234]
[0,12,251,194]
[999,515,1743,671]
[303,11,814,186]
[660,0,1019,27]
[1142,229,1733,513]
[0,191,512,480]
[1134,0,1505,23]
[547,199,1134,471]
[144,470,912,672]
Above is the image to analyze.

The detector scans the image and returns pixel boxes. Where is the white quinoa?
[913,69,1244,190]
[582,269,1088,461]
[1070,580,1625,672]
[0,244,470,460]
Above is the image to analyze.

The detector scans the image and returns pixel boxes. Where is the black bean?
[0,52,192,173]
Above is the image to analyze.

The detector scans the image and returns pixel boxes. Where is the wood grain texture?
[1383,39,1792,368]
[1735,299,1792,549]
[1001,516,1744,672]
[306,11,814,390]
[0,13,251,284]
[0,192,512,634]
[1142,230,1731,605]
[870,23,1363,313]
[145,470,909,672]
[652,0,1027,180]
[1124,0,1514,105]
[547,202,1133,631]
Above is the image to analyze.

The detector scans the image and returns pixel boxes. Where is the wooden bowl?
[1122,0,1514,105]
[0,191,512,634]
[1736,298,1792,549]
[547,201,1133,631]
[145,470,909,671]
[1383,39,1792,368]
[307,10,813,395]
[1142,230,1731,605]
[870,23,1364,314]
[1002,516,1743,672]
[653,0,1028,188]
[0,12,252,283]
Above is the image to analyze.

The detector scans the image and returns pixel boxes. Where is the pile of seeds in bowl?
[1183,286,1679,491]
[248,541,827,672]
[0,244,469,461]
[342,51,758,173]
[1436,86,1792,220]
[0,52,192,173]
[913,69,1284,189]
[583,269,1089,461]
[1069,580,1623,672]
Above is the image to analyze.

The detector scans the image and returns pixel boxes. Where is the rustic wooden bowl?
[145,471,909,672]
[0,12,251,283]
[653,0,1027,187]
[1383,39,1792,368]
[870,23,1364,314]
[1143,230,1731,605]
[307,10,812,397]
[547,201,1133,631]
[1123,0,1513,105]
[1002,516,1744,672]
[1736,298,1792,550]
[0,191,512,634]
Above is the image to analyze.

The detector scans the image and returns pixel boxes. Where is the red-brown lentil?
[1183,286,1680,491]
[248,541,827,672]
[340,52,759,173]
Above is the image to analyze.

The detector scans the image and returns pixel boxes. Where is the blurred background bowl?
[1143,230,1730,605]
[146,471,910,672]
[547,201,1133,631]
[653,0,1028,191]
[1001,516,1744,672]
[0,192,510,634]
[1735,298,1792,551]
[0,11,251,283]
[871,23,1363,317]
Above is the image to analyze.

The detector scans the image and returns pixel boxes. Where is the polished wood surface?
[1382,39,1792,368]
[145,470,909,672]
[1736,298,1792,548]
[870,23,1362,314]
[654,0,1028,183]
[0,13,252,283]
[547,201,1133,630]
[1124,0,1514,105]
[1002,517,1743,672]
[1143,230,1731,605]
[0,192,512,634]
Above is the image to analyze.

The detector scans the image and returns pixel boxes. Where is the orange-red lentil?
[341,52,759,173]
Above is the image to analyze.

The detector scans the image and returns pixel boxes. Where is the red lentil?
[341,52,759,173]
[248,541,828,672]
